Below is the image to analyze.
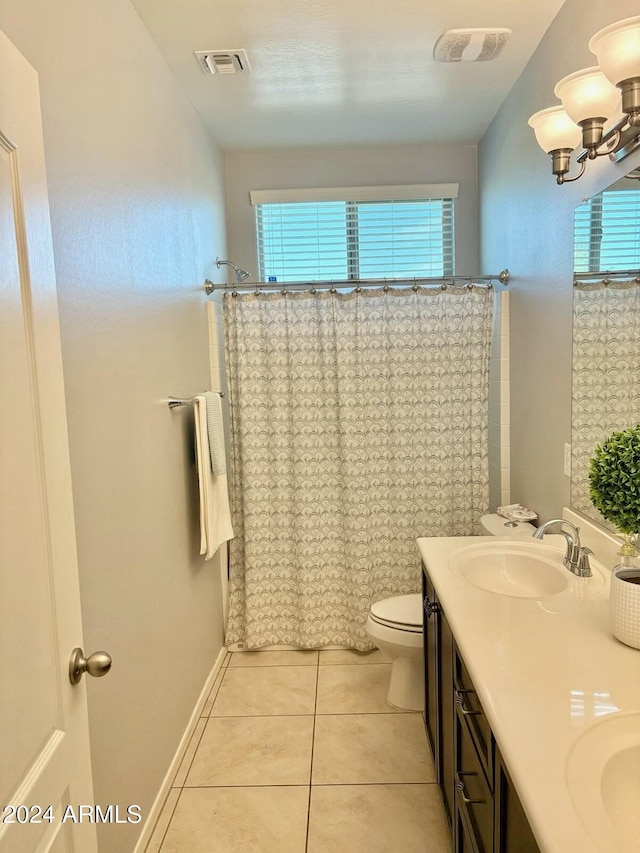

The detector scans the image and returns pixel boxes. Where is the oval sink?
[449,541,573,599]
[566,712,640,852]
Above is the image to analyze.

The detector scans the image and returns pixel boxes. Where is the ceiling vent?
[194,49,251,75]
[433,29,511,63]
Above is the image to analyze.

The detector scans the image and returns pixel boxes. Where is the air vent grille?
[433,29,511,63]
[194,49,251,75]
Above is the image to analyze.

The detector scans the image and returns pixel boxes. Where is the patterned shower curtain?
[224,285,493,649]
[571,279,640,526]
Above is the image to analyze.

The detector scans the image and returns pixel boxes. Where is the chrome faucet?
[532,518,593,578]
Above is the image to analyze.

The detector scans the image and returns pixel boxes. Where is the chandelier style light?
[528,16,640,184]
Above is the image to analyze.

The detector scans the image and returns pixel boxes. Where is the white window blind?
[574,188,640,272]
[253,186,457,283]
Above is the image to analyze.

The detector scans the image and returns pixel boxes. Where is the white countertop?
[417,532,640,853]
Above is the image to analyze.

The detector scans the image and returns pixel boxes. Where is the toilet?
[366,513,536,711]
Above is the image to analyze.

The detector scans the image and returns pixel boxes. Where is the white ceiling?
[131,0,567,151]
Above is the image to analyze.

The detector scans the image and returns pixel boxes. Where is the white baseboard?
[133,646,227,853]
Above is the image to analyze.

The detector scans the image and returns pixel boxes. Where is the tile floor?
[146,649,451,853]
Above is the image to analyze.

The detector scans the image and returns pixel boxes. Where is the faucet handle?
[576,546,594,578]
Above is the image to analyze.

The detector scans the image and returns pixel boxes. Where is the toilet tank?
[480,513,536,537]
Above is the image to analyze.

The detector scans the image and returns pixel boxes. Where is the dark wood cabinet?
[422,562,540,853]
[422,569,440,775]
[494,748,540,853]
[455,690,493,853]
[440,609,455,826]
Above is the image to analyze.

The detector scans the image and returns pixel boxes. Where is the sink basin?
[566,712,640,852]
[449,541,583,599]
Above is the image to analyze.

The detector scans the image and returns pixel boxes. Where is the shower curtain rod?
[204,269,510,295]
[574,268,640,283]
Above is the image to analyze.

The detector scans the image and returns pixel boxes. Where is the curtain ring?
[355,285,362,293]
[254,287,261,296]
[231,290,238,298]
[467,282,473,291]
[281,287,287,296]
[603,277,611,287]
[310,285,317,294]
[487,282,494,291]
[440,283,447,291]
[330,285,337,294]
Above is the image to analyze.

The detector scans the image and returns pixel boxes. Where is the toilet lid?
[370,593,423,629]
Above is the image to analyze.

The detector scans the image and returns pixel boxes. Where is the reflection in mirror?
[571,171,640,532]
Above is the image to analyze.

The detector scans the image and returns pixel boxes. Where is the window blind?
[255,194,456,283]
[574,188,640,272]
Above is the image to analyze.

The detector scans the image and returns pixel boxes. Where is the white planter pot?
[610,567,640,650]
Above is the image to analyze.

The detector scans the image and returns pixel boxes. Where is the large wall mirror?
[571,168,640,532]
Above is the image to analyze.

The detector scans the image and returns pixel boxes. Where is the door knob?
[69,647,112,685]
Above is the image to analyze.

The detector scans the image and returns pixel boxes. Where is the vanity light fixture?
[528,16,640,184]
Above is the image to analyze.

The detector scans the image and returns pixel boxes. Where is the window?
[251,184,457,283]
[574,187,640,272]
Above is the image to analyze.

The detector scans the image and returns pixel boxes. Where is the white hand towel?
[194,396,234,559]
[203,391,226,475]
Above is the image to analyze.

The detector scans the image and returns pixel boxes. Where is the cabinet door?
[422,567,440,777]
[440,609,455,827]
[455,804,479,853]
[494,749,540,853]
[455,710,493,853]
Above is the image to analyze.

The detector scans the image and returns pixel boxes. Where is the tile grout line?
[304,652,320,853]
[154,788,182,853]
[180,780,438,790]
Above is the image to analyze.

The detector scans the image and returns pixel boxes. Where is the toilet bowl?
[366,593,424,711]
[367,513,536,711]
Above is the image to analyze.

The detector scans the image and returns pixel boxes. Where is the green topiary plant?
[589,424,640,535]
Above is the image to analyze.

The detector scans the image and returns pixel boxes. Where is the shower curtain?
[224,285,493,649]
[571,279,640,524]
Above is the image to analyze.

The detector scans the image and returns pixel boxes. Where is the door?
[0,28,98,853]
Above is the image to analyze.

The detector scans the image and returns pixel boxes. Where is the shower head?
[216,257,252,284]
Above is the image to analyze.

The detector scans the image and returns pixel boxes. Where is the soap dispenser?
[610,534,640,650]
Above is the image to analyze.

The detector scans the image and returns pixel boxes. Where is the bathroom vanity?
[418,533,640,853]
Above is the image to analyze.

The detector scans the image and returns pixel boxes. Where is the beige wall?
[0,1,226,850]
[225,144,480,281]
[479,0,640,523]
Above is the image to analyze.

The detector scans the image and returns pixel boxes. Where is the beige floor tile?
[316,664,402,714]
[211,666,317,716]
[319,648,391,665]
[307,784,450,853]
[160,787,308,853]
[145,788,180,853]
[201,668,225,717]
[173,718,207,788]
[185,716,313,786]
[312,713,434,784]
[228,649,319,667]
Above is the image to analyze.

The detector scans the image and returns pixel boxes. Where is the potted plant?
[589,424,640,650]
[589,423,640,537]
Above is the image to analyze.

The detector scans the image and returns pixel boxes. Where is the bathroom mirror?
[570,170,640,532]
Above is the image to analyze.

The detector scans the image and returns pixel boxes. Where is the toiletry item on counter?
[610,536,640,650]
[497,503,538,523]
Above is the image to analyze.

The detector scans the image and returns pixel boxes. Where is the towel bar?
[168,393,224,410]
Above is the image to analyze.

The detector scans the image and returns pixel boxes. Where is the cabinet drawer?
[455,708,493,853]
[454,648,493,787]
